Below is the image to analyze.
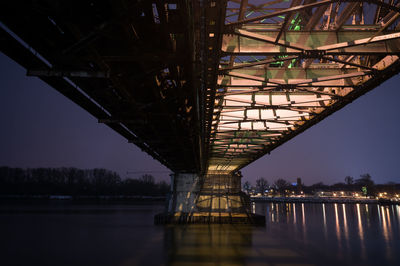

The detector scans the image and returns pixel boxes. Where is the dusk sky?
[1,52,399,185]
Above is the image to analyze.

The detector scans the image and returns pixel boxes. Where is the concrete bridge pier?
[167,173,201,215]
[155,172,265,224]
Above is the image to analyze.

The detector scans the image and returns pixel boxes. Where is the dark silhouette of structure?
[0,166,169,197]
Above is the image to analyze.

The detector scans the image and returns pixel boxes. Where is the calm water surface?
[0,202,399,266]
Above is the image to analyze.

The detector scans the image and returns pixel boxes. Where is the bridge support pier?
[155,172,265,224]
[167,173,201,214]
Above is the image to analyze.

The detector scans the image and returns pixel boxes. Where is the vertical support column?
[196,172,250,216]
[167,173,201,214]
[156,172,264,224]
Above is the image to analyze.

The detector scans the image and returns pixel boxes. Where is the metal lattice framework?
[0,0,204,173]
[206,0,400,173]
[1,1,400,176]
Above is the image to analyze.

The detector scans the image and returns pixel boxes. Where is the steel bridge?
[1,0,400,222]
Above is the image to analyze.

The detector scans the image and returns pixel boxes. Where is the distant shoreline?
[1,195,399,205]
[251,196,400,205]
[0,195,166,203]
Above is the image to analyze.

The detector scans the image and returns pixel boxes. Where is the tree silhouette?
[345,176,354,185]
[140,174,155,184]
[256,178,269,195]
[274,178,290,196]
[355,174,374,186]
[355,173,375,196]
[243,181,252,194]
[0,167,169,197]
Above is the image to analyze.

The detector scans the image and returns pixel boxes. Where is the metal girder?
[221,72,366,88]
[321,56,376,70]
[226,0,400,27]
[219,118,294,124]
[27,69,110,78]
[222,95,332,107]
[223,67,363,80]
[317,32,400,50]
[205,0,400,174]
[333,2,359,30]
[0,0,201,173]
[222,30,400,54]
[212,141,267,145]
[227,0,335,26]
[98,119,148,124]
[0,25,175,170]
[2,0,400,176]
[219,104,317,112]
[234,28,308,50]
[219,56,298,71]
[274,0,303,43]
[304,5,329,30]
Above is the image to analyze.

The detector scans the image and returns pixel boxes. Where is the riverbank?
[251,196,400,205]
[0,195,166,203]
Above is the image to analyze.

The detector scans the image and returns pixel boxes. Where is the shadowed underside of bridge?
[0,0,204,173]
[1,0,400,222]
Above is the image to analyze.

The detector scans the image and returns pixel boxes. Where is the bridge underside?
[0,0,204,173]
[205,0,400,173]
[2,0,400,223]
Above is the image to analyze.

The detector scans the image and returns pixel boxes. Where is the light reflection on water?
[255,202,400,266]
[0,203,399,266]
[166,224,314,265]
[167,203,400,265]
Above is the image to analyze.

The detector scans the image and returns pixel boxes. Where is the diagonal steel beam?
[226,71,285,85]
[223,31,400,55]
[317,32,400,51]
[290,71,369,85]
[219,56,298,71]
[275,0,303,43]
[227,0,334,26]
[321,56,376,70]
[304,4,329,30]
[235,28,309,50]
[224,95,332,107]
[333,2,359,30]
[227,0,400,27]
[27,69,110,78]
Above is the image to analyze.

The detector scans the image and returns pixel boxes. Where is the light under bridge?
[1,0,399,223]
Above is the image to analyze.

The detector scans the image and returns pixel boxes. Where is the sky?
[0,52,399,185]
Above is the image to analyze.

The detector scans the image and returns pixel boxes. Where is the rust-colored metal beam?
[207,0,400,173]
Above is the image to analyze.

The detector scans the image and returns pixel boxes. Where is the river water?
[0,202,399,266]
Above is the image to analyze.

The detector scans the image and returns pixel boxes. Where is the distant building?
[296,178,302,195]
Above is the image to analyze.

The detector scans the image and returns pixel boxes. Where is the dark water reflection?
[1,202,399,265]
[254,202,400,266]
[165,224,316,265]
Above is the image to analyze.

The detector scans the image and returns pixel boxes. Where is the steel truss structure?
[0,0,204,173]
[206,0,400,173]
[1,1,400,176]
